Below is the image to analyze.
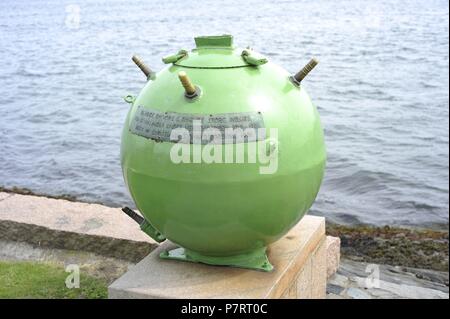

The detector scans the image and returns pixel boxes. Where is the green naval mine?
[120,35,325,271]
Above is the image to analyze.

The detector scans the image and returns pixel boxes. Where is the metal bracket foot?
[160,247,273,272]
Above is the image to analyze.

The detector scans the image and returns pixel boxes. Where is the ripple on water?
[0,0,448,227]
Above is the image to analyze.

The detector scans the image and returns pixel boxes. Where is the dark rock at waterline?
[327,223,449,272]
[0,186,78,202]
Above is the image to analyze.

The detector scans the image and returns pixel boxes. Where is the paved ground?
[327,259,449,299]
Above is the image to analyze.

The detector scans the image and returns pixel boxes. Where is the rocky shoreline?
[326,223,449,272]
[1,186,448,273]
[327,258,448,299]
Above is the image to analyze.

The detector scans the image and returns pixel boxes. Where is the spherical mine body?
[121,36,326,264]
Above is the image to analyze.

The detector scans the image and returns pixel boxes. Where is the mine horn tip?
[132,55,152,78]
[178,71,197,96]
[293,58,319,84]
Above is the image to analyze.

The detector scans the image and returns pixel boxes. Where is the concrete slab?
[0,192,154,244]
[109,215,327,299]
[0,192,12,201]
[311,237,327,298]
[327,259,449,299]
[326,236,341,278]
[0,192,158,261]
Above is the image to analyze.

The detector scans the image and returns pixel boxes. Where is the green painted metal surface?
[121,35,326,271]
[140,220,166,243]
[160,247,273,272]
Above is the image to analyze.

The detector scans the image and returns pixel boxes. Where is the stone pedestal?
[109,215,327,299]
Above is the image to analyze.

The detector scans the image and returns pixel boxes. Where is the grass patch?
[0,261,108,299]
